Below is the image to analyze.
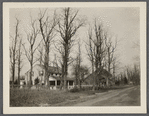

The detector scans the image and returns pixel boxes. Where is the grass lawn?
[10,88,95,107]
[10,85,135,107]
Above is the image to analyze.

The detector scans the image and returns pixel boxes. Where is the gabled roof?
[49,75,75,81]
[36,64,62,74]
[83,68,112,85]
[94,68,112,77]
[25,64,62,74]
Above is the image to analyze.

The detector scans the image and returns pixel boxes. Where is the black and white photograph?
[3,2,146,114]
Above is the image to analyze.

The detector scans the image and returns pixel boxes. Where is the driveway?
[73,86,140,106]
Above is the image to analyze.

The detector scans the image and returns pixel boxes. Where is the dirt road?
[73,86,140,106]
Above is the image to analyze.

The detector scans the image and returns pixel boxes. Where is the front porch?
[49,77,74,90]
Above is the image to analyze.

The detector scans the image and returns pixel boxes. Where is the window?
[69,81,73,85]
[50,81,55,86]
[57,81,60,85]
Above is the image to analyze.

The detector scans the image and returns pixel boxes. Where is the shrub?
[69,87,79,92]
[84,90,95,95]
[81,86,93,91]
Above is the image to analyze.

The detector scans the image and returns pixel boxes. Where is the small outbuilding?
[82,68,113,88]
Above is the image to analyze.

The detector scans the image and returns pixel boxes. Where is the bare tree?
[16,38,23,86]
[37,42,44,65]
[72,39,90,89]
[58,54,65,90]
[125,66,132,82]
[105,34,117,73]
[38,9,57,87]
[72,64,89,89]
[125,63,140,85]
[94,21,105,70]
[133,63,140,85]
[112,57,116,78]
[79,65,89,87]
[93,19,107,88]
[77,39,81,89]
[23,15,40,86]
[104,34,117,87]
[57,7,85,90]
[72,39,82,88]
[9,18,20,85]
[86,19,106,89]
[85,27,96,90]
[54,38,77,90]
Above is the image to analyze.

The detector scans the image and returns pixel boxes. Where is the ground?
[72,86,140,106]
[10,85,140,107]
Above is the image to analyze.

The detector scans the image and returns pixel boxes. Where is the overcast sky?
[9,7,140,76]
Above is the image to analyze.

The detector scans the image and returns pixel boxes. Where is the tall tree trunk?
[38,10,57,88]
[12,33,18,86]
[30,62,33,86]
[29,46,33,87]
[92,61,95,90]
[44,44,50,88]
[106,47,111,87]
[60,63,64,90]
[11,19,19,86]
[63,60,68,90]
[12,56,15,85]
[79,78,81,89]
[63,44,68,90]
[108,47,111,73]
[95,46,99,88]
[58,8,84,90]
[17,39,22,87]
[18,55,20,87]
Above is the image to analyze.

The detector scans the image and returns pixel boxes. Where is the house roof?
[82,68,112,85]
[37,64,62,74]
[50,76,75,81]
[25,64,62,74]
[95,68,112,77]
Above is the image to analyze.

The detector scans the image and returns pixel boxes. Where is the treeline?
[10,7,119,90]
[115,64,140,86]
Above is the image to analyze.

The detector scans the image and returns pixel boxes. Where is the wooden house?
[82,68,113,88]
[25,64,74,89]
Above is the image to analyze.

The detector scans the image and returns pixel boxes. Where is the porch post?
[68,81,69,89]
[106,77,109,87]
[55,80,57,88]
[73,81,74,87]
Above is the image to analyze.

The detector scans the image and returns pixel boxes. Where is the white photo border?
[3,2,147,114]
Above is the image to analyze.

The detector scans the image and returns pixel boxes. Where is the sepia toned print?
[3,2,146,114]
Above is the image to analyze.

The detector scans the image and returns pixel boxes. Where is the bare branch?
[22,43,30,62]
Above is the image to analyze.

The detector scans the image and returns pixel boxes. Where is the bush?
[83,90,95,95]
[69,87,79,92]
[81,86,93,91]
[34,77,39,85]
